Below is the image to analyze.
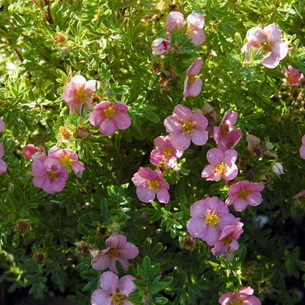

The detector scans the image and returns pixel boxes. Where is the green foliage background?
[1,0,305,304]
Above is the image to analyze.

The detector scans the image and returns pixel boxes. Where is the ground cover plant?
[1,0,305,304]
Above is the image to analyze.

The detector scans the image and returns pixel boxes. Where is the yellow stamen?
[148,180,160,190]
[238,188,250,198]
[229,299,243,305]
[182,121,194,134]
[220,124,229,136]
[214,162,226,174]
[47,171,57,179]
[111,292,127,305]
[60,154,74,167]
[187,75,196,85]
[107,248,120,259]
[205,212,219,226]
[162,147,173,157]
[75,87,87,101]
[104,106,117,118]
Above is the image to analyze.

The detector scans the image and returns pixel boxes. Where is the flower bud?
[272,162,284,175]
[22,144,45,159]
[152,38,170,55]
[15,219,30,234]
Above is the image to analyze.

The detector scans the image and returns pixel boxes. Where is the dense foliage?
[1,0,305,304]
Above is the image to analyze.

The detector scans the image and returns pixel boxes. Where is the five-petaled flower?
[90,101,131,136]
[201,148,238,182]
[241,24,288,68]
[183,59,204,98]
[91,271,136,305]
[164,104,208,150]
[219,286,261,305]
[282,65,304,86]
[62,75,100,114]
[225,180,264,212]
[132,167,170,203]
[91,234,139,274]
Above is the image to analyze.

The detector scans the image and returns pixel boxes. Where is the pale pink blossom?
[213,110,242,151]
[272,162,284,175]
[62,75,100,114]
[31,155,69,194]
[166,11,205,46]
[187,197,236,246]
[90,101,131,136]
[219,286,261,305]
[91,271,136,305]
[0,143,7,175]
[225,180,264,212]
[48,146,85,173]
[183,59,203,97]
[150,135,184,168]
[0,118,4,132]
[241,24,288,68]
[152,38,170,55]
[211,218,244,256]
[92,234,139,274]
[201,148,238,182]
[22,144,45,159]
[132,167,170,203]
[293,190,305,201]
[300,135,305,160]
[282,65,304,86]
[164,104,208,150]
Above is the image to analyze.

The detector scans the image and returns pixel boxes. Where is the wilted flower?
[152,38,170,55]
[241,24,288,68]
[211,218,244,256]
[201,148,238,182]
[150,135,184,168]
[48,146,85,173]
[62,75,100,114]
[91,271,136,305]
[92,234,139,273]
[132,167,170,203]
[22,144,45,159]
[213,110,242,151]
[219,286,261,305]
[90,101,131,136]
[187,197,236,246]
[183,59,203,97]
[282,65,304,86]
[272,162,284,175]
[0,143,7,176]
[164,104,208,150]
[226,180,264,212]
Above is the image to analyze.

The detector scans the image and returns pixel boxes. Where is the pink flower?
[0,143,7,175]
[150,135,184,168]
[0,118,4,132]
[183,59,203,97]
[201,148,238,182]
[211,218,244,256]
[225,180,264,212]
[31,155,69,194]
[131,167,170,203]
[187,197,236,246]
[241,24,288,68]
[48,146,85,173]
[213,110,242,151]
[166,11,205,46]
[282,65,304,86]
[300,135,305,159]
[92,234,139,274]
[22,144,45,159]
[219,287,261,305]
[152,38,170,55]
[164,104,208,150]
[90,101,131,136]
[293,190,305,201]
[91,271,136,305]
[62,75,100,114]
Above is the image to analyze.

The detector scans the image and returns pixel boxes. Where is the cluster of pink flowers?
[23,144,84,194]
[132,104,209,204]
[241,24,288,68]
[282,65,304,86]
[219,286,261,305]
[90,234,138,305]
[0,118,7,176]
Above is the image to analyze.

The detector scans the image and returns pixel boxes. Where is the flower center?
[60,155,74,167]
[111,292,127,305]
[229,299,243,305]
[162,147,173,157]
[187,75,196,85]
[214,162,226,174]
[148,180,160,190]
[222,234,234,246]
[205,212,219,226]
[107,248,120,259]
[260,40,273,53]
[75,87,87,101]
[220,124,229,135]
[287,75,298,84]
[238,187,250,198]
[47,171,58,179]
[182,121,194,134]
[103,106,117,118]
